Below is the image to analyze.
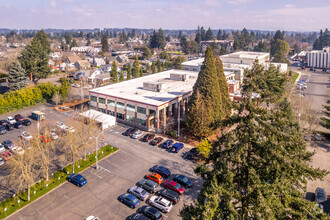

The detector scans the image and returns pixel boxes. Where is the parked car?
[10,146,24,155]
[173,174,193,188]
[6,116,16,125]
[0,151,11,161]
[137,206,163,220]
[14,121,23,129]
[149,196,173,213]
[0,144,5,153]
[14,114,24,122]
[128,186,150,201]
[123,128,137,136]
[55,121,66,130]
[150,165,171,178]
[2,140,13,149]
[129,213,150,220]
[64,126,75,133]
[0,125,7,135]
[22,119,31,126]
[171,143,184,153]
[68,173,87,187]
[85,216,100,220]
[315,187,327,204]
[6,123,14,131]
[164,180,184,195]
[50,131,59,140]
[150,137,163,146]
[118,193,140,209]
[0,157,4,166]
[146,172,164,185]
[142,134,155,142]
[132,130,144,139]
[157,189,180,205]
[161,140,174,149]
[138,179,160,194]
[40,136,51,143]
[20,131,33,141]
[0,120,7,126]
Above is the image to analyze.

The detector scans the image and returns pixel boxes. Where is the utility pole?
[177,100,180,139]
[80,79,84,112]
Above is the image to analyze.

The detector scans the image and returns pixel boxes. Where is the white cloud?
[50,0,56,7]
[285,4,296,8]
[227,0,251,5]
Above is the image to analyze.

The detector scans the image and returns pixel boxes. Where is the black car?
[186,147,199,160]
[123,128,137,136]
[0,125,6,135]
[14,114,24,122]
[2,140,13,149]
[0,120,7,126]
[137,206,163,220]
[129,213,150,220]
[150,165,171,178]
[173,174,193,188]
[157,188,180,205]
[22,119,31,126]
[6,123,14,131]
[14,121,23,129]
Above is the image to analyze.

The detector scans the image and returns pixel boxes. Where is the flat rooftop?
[220,51,269,60]
[182,58,204,67]
[89,69,198,107]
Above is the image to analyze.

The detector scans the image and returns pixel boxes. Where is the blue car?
[150,165,171,178]
[171,143,184,153]
[173,174,193,188]
[68,173,87,187]
[119,193,140,209]
[162,140,174,149]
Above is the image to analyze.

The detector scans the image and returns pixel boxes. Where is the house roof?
[76,60,90,66]
[66,56,81,63]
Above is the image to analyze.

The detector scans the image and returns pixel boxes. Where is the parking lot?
[5,114,202,220]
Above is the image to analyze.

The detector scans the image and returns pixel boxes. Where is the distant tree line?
[313,28,330,50]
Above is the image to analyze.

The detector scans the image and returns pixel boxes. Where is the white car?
[149,196,173,213]
[132,131,144,139]
[20,131,33,141]
[64,126,75,133]
[85,216,100,220]
[6,116,16,125]
[0,144,5,153]
[55,121,66,130]
[0,158,4,166]
[10,146,24,155]
[51,131,59,139]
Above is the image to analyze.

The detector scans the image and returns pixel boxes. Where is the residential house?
[115,54,129,63]
[87,69,110,84]
[75,60,91,70]
[88,57,106,67]
[64,55,81,65]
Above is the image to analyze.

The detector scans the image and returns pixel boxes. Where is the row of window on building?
[90,95,147,114]
[90,96,147,126]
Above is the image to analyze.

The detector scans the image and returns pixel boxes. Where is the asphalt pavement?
[6,123,202,220]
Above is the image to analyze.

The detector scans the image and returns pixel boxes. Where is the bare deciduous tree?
[52,91,61,108]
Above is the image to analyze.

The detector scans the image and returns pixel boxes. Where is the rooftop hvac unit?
[170,73,188,81]
[143,82,163,92]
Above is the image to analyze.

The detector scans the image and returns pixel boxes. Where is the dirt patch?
[52,98,89,113]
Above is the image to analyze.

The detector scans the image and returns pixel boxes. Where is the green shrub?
[166,129,177,138]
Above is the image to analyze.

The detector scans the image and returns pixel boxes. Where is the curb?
[4,148,119,220]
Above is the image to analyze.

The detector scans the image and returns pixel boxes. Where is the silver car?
[128,186,149,201]
[149,196,173,213]
[138,179,160,193]
[0,157,4,166]
[132,131,144,139]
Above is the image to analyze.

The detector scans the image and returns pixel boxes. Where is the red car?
[150,137,163,146]
[14,114,24,122]
[0,151,12,161]
[40,136,51,143]
[164,180,184,195]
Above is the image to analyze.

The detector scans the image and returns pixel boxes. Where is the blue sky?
[0,0,329,31]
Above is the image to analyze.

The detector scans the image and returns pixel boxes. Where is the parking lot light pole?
[90,130,104,169]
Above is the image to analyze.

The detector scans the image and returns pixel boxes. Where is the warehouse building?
[89,69,198,131]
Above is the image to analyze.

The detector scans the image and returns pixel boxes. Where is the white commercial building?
[89,69,197,131]
[79,109,116,130]
[306,47,330,70]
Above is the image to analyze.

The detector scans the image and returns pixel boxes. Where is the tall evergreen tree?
[101,34,109,53]
[127,64,132,80]
[132,56,140,78]
[156,59,162,72]
[195,26,202,43]
[205,27,214,41]
[34,29,51,54]
[215,57,231,118]
[151,61,156,74]
[187,47,223,136]
[216,29,222,40]
[181,74,328,220]
[200,26,206,41]
[8,61,26,91]
[110,61,118,83]
[19,34,50,83]
[119,72,124,82]
[320,100,330,130]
